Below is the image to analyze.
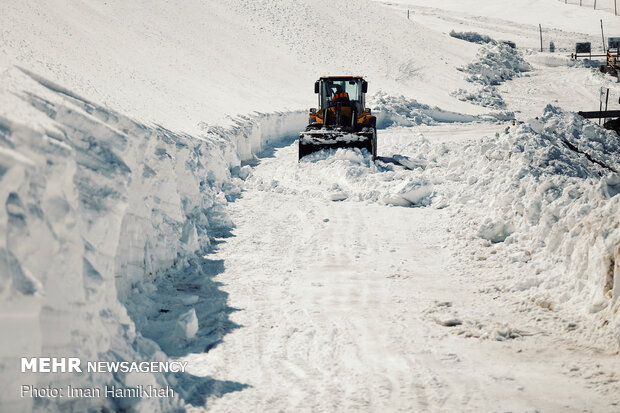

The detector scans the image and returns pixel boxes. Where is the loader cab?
[315,77,367,114]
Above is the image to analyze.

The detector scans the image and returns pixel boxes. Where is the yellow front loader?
[299,76,377,160]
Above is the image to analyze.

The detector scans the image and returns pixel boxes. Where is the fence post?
[599,88,603,125]
[603,88,610,125]
[601,20,606,53]
[539,24,543,52]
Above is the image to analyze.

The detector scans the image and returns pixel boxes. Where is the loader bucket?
[299,130,376,160]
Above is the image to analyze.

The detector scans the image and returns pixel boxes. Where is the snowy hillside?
[2,0,620,412]
[0,0,488,132]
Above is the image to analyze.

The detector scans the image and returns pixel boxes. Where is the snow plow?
[299,76,377,160]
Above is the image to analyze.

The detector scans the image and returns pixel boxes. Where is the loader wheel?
[372,127,377,160]
[299,140,313,160]
[372,129,377,160]
[369,117,376,129]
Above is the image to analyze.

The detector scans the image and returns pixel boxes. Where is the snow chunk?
[329,192,348,202]
[232,165,252,180]
[179,295,199,305]
[436,318,463,327]
[393,154,427,170]
[449,30,496,45]
[399,184,434,207]
[175,309,199,340]
[478,219,514,243]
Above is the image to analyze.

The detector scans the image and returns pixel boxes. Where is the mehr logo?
[21,358,82,373]
[21,357,189,373]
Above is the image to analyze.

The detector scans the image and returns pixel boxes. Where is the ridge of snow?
[0,67,305,412]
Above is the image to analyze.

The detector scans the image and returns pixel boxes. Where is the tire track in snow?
[190,141,477,411]
[200,187,439,411]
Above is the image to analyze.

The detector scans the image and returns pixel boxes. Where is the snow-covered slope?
[384,0,619,50]
[0,0,486,133]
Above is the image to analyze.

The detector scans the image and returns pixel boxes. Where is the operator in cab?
[332,85,349,102]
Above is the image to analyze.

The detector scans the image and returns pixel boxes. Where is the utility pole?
[615,0,617,16]
[407,9,409,19]
[539,24,543,52]
[594,0,597,10]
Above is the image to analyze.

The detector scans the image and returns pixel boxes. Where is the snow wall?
[0,70,305,412]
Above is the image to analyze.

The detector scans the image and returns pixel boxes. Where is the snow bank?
[0,69,303,412]
[449,30,516,49]
[462,108,620,345]
[199,111,307,162]
[387,105,620,346]
[370,92,478,128]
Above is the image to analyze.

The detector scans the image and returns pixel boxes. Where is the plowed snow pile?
[371,93,479,127]
[452,36,532,110]
[256,105,620,346]
[459,43,532,86]
[440,106,620,346]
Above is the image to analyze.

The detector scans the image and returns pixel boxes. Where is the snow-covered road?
[182,128,620,412]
